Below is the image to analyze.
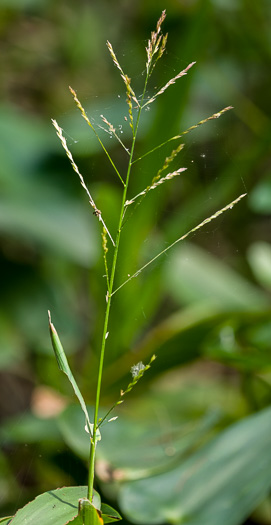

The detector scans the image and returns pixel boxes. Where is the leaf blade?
[48,311,94,438]
[9,486,100,525]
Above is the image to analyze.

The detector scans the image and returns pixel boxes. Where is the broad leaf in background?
[248,177,271,214]
[119,406,271,525]
[163,242,268,310]
[0,105,99,267]
[0,190,98,268]
[247,241,271,291]
[57,369,246,483]
[0,311,24,370]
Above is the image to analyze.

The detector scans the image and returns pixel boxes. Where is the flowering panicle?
[146,9,167,74]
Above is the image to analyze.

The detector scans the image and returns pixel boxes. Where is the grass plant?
[4,10,246,525]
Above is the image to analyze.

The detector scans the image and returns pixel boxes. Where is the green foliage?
[2,487,121,524]
[1,1,271,525]
[120,406,271,525]
[48,311,94,438]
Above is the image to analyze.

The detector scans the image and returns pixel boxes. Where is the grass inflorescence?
[51,9,245,508]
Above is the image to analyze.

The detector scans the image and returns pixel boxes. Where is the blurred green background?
[0,0,271,524]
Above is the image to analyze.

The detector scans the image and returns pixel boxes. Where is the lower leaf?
[9,486,99,525]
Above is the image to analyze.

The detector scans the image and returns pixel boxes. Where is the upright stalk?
[87,82,148,501]
[50,11,242,517]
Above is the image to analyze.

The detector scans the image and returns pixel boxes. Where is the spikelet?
[123,354,156,394]
[106,41,139,108]
[145,61,196,107]
[69,86,93,128]
[125,142,185,207]
[180,106,234,136]
[100,114,115,135]
[102,227,109,289]
[156,142,185,180]
[51,119,115,246]
[146,10,167,74]
[97,355,156,429]
[125,168,186,207]
[124,75,134,131]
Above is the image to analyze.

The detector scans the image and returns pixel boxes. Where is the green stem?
[87,76,149,502]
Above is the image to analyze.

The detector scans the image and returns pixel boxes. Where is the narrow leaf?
[101,503,122,523]
[66,499,104,524]
[48,311,95,438]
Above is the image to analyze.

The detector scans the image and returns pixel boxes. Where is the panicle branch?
[100,114,130,154]
[144,61,196,107]
[125,142,185,208]
[97,355,156,429]
[51,119,115,246]
[113,194,247,295]
[69,86,125,186]
[157,142,185,179]
[106,41,139,108]
[125,168,186,206]
[179,105,234,136]
[132,106,233,165]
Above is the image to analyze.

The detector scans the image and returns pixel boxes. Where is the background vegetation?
[0,1,271,524]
